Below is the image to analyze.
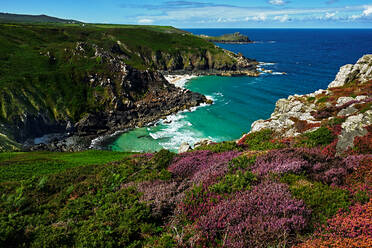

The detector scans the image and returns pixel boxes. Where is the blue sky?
[2,0,372,28]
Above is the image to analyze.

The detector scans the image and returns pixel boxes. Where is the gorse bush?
[153,149,175,169]
[209,170,257,194]
[300,127,336,148]
[281,174,351,227]
[239,129,285,151]
[194,141,243,153]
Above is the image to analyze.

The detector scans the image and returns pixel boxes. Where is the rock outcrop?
[248,54,372,153]
[328,55,372,88]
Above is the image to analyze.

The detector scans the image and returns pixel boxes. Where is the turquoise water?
[109,29,372,152]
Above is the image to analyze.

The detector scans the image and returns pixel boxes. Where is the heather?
[168,150,241,186]
[194,182,310,248]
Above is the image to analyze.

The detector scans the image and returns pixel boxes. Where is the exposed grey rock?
[337,105,358,117]
[178,142,191,153]
[328,54,372,88]
[336,110,372,153]
[336,97,355,107]
[194,139,213,148]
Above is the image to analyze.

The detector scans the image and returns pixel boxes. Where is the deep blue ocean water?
[108,29,372,152]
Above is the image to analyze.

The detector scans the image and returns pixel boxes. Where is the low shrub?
[152,149,175,169]
[239,129,285,151]
[296,200,372,248]
[195,181,309,248]
[209,170,257,194]
[281,174,351,228]
[194,141,243,153]
[299,127,336,148]
[168,150,240,186]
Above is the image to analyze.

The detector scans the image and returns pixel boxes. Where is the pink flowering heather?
[168,150,241,186]
[251,148,368,185]
[195,181,310,248]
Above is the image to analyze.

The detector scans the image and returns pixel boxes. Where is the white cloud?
[269,0,285,5]
[274,14,289,22]
[138,18,154,24]
[363,6,372,16]
[252,14,267,21]
[133,4,368,25]
[325,12,336,18]
[348,5,372,20]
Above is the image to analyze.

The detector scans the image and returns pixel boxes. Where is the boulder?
[336,110,372,152]
[178,142,191,153]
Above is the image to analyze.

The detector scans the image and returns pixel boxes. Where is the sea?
[104,29,372,152]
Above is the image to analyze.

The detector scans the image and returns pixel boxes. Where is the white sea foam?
[89,130,125,149]
[259,62,276,66]
[164,74,197,88]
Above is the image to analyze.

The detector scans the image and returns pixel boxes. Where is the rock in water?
[178,142,191,153]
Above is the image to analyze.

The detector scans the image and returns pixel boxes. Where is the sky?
[2,0,372,28]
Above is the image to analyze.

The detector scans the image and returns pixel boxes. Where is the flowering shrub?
[195,181,310,248]
[344,155,372,200]
[296,200,372,248]
[177,185,224,223]
[168,150,240,186]
[251,148,365,185]
[130,180,189,219]
[352,125,372,154]
[252,148,312,176]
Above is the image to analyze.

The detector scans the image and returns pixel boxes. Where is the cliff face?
[248,55,372,153]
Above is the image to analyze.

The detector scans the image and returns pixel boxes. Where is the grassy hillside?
[0,22,242,145]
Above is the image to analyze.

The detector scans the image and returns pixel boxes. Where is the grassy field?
[0,150,133,182]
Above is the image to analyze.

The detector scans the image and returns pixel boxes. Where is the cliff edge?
[246,54,372,154]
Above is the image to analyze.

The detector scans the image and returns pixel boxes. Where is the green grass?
[0,150,132,182]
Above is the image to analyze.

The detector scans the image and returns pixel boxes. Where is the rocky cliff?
[247,54,372,153]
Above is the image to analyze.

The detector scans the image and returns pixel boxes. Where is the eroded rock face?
[336,110,372,152]
[328,55,372,88]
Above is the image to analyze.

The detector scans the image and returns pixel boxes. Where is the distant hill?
[0,12,82,24]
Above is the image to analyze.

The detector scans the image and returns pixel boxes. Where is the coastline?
[90,74,213,152]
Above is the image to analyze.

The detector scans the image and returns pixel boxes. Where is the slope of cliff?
[0,23,257,151]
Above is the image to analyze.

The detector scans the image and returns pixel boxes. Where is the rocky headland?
[244,54,372,154]
[200,32,253,44]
